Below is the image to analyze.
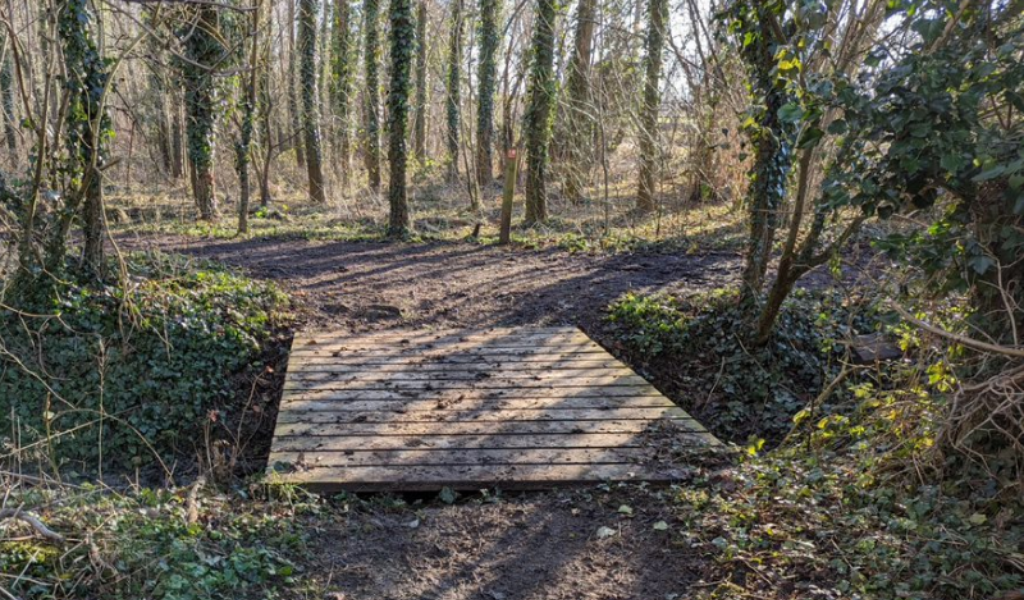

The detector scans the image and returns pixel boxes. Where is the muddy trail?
[124,235,744,335]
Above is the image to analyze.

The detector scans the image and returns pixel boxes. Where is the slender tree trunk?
[289,0,306,168]
[523,0,558,224]
[331,0,353,185]
[445,0,463,183]
[364,0,382,190]
[387,0,414,236]
[171,101,184,179]
[736,6,794,305]
[299,0,327,202]
[259,15,274,207]
[413,0,428,162]
[636,0,667,212]
[562,0,596,204]
[475,0,500,186]
[237,0,262,234]
[0,34,17,157]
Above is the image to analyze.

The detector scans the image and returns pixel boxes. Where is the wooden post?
[498,148,517,245]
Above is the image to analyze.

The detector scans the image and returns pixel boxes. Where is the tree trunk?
[56,0,110,276]
[331,0,353,185]
[184,6,222,220]
[300,0,327,203]
[289,0,306,168]
[413,0,428,162]
[523,0,557,224]
[237,0,262,234]
[364,0,382,190]
[563,0,596,204]
[387,0,415,236]
[475,0,500,186]
[635,0,667,212]
[735,5,794,306]
[445,0,463,183]
[1,34,17,157]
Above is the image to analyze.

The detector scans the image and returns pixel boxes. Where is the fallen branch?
[0,508,65,543]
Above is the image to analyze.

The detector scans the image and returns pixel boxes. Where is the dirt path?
[293,487,707,600]
[125,234,743,335]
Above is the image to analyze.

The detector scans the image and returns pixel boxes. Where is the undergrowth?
[0,253,289,472]
[0,481,311,600]
[607,288,877,443]
[680,409,1023,600]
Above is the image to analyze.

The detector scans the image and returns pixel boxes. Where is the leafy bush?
[0,253,288,470]
[608,288,875,442]
[0,484,307,600]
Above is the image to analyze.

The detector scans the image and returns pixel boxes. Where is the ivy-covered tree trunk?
[364,0,382,190]
[413,0,428,162]
[562,0,596,204]
[523,0,558,224]
[475,0,500,186]
[331,0,353,185]
[183,6,222,220]
[55,0,110,276]
[289,0,306,168]
[299,0,327,203]
[445,0,463,183]
[387,0,415,236]
[732,1,794,307]
[636,0,667,212]
[0,33,17,156]
[237,0,262,234]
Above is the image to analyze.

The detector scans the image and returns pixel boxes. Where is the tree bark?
[475,0,500,186]
[299,0,327,203]
[413,0,428,162]
[635,0,667,212]
[523,0,557,224]
[562,0,596,204]
[387,0,414,236]
[364,0,382,190]
[445,0,463,183]
[331,0,353,185]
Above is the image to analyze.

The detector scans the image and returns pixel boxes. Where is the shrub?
[0,253,288,471]
[608,288,876,442]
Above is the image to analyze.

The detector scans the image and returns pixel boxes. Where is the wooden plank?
[296,327,574,341]
[283,374,652,391]
[284,386,660,401]
[285,366,635,382]
[273,417,700,437]
[275,406,691,424]
[293,328,588,346]
[289,341,607,355]
[266,463,695,492]
[288,354,622,366]
[272,433,650,451]
[279,396,676,412]
[287,361,630,374]
[269,447,655,467]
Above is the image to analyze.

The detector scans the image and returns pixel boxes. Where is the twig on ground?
[0,508,65,543]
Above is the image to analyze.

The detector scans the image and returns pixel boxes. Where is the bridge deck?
[268,327,719,491]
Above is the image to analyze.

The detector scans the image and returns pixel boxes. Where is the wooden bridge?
[268,327,719,491]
